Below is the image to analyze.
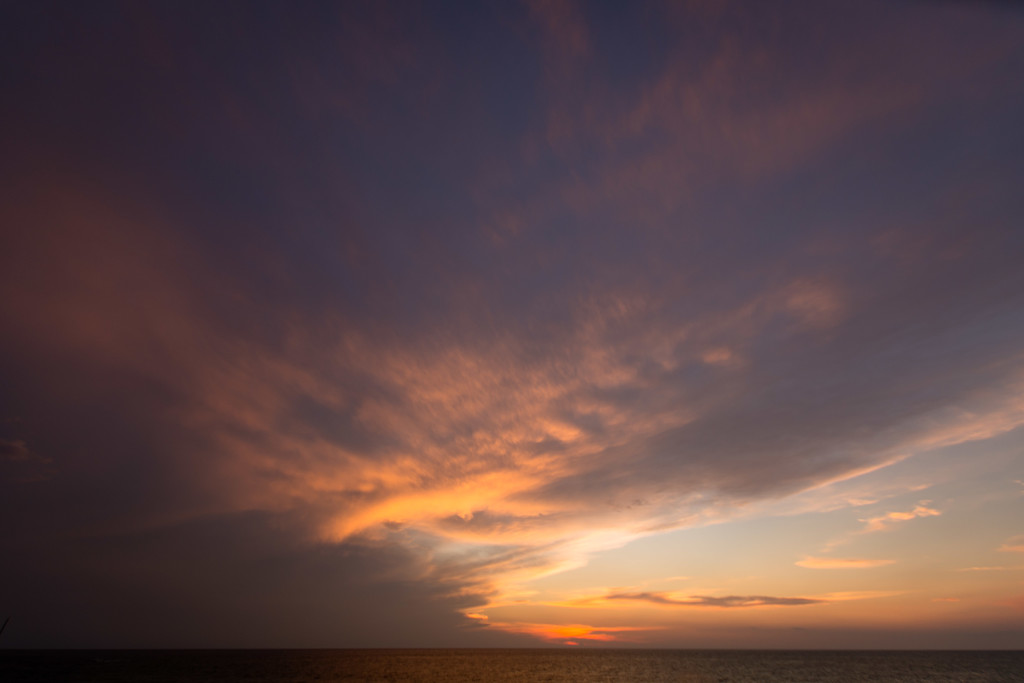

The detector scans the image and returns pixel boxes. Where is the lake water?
[2,648,1022,682]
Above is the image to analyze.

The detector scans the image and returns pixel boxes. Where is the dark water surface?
[2,649,1022,682]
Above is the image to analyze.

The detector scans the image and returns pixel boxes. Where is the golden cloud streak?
[795,557,896,569]
[998,535,1024,553]
[859,502,941,533]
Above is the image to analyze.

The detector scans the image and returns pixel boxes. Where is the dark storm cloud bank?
[0,509,532,649]
[1,0,1024,646]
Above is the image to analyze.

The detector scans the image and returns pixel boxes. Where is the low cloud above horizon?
[1,0,1023,649]
[582,592,824,608]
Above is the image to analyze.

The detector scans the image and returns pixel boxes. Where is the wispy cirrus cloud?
[859,503,942,533]
[957,565,1024,572]
[998,535,1024,553]
[812,591,904,602]
[551,588,901,611]
[602,592,822,608]
[796,557,896,569]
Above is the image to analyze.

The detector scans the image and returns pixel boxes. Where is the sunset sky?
[1,0,1023,649]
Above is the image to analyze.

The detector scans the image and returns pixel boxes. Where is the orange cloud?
[796,557,896,569]
[956,566,1024,572]
[998,535,1024,553]
[811,591,904,602]
[860,502,941,533]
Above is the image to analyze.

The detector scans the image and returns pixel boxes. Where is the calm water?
[1,649,1022,682]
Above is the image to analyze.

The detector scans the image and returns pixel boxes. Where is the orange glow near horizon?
[488,622,656,644]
